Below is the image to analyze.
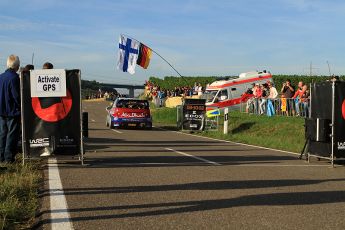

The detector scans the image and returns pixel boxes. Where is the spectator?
[104,91,109,100]
[158,89,165,107]
[193,82,198,95]
[281,79,295,115]
[266,82,278,116]
[259,84,269,114]
[0,55,21,163]
[152,89,158,106]
[330,75,340,82]
[43,62,53,69]
[245,83,256,113]
[23,64,34,73]
[281,79,295,98]
[292,81,308,116]
[267,82,278,99]
[197,83,203,96]
[253,83,262,114]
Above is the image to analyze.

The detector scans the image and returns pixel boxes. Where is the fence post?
[224,107,229,134]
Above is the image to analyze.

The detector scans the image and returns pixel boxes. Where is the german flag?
[137,43,152,69]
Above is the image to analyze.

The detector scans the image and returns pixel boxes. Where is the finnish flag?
[117,35,140,75]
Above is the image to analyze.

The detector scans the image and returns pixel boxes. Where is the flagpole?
[121,34,188,83]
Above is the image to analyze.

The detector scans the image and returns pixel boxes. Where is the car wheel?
[109,121,115,129]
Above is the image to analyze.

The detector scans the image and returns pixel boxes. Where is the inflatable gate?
[21,69,83,163]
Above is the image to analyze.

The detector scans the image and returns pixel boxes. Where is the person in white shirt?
[197,83,203,96]
[267,82,278,99]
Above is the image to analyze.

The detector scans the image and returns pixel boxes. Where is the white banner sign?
[30,69,66,97]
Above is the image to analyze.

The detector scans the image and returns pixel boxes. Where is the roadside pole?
[224,107,229,134]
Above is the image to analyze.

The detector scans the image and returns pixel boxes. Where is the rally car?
[106,98,152,129]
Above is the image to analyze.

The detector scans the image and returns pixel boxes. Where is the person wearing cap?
[0,55,21,163]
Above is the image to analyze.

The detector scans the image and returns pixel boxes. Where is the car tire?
[109,121,115,129]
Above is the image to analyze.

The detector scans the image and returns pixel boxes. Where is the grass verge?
[151,107,305,153]
[0,161,41,230]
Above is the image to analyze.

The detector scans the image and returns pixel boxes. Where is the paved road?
[40,100,345,230]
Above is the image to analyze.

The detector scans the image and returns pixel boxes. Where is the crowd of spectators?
[243,80,311,117]
[145,81,204,107]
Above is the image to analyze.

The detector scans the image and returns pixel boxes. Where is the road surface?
[38,100,345,230]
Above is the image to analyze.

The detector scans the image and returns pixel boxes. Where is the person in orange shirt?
[292,81,308,116]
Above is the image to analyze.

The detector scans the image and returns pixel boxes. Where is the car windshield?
[201,90,219,103]
[116,100,149,109]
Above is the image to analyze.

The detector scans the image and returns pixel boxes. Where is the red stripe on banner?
[206,95,254,109]
[31,90,73,122]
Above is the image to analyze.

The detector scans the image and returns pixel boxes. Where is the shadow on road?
[45,178,345,196]
[56,154,298,169]
[84,137,242,150]
[37,185,345,224]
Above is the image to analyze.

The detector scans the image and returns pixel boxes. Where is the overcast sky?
[0,0,344,84]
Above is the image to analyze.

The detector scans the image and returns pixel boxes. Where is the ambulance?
[202,70,273,109]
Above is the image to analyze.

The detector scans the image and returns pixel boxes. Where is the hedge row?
[149,76,217,90]
[149,75,345,90]
[272,75,345,90]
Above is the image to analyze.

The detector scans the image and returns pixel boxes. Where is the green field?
[151,107,305,153]
[0,161,41,230]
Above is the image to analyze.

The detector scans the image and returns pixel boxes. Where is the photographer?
[281,79,295,115]
[281,79,295,98]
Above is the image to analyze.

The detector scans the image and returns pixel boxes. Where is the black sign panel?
[307,81,345,158]
[334,81,345,157]
[21,70,82,157]
[182,99,206,130]
[308,82,332,157]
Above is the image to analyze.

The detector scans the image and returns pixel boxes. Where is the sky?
[0,0,344,85]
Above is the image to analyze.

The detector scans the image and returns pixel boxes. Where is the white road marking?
[112,129,123,134]
[165,147,221,166]
[48,158,73,230]
[91,119,95,122]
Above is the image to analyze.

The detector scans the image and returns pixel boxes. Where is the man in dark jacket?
[0,55,21,163]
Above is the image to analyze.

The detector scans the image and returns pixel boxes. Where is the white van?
[202,70,273,109]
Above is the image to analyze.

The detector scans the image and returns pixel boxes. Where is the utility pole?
[31,53,34,65]
[305,61,318,76]
[327,61,332,76]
